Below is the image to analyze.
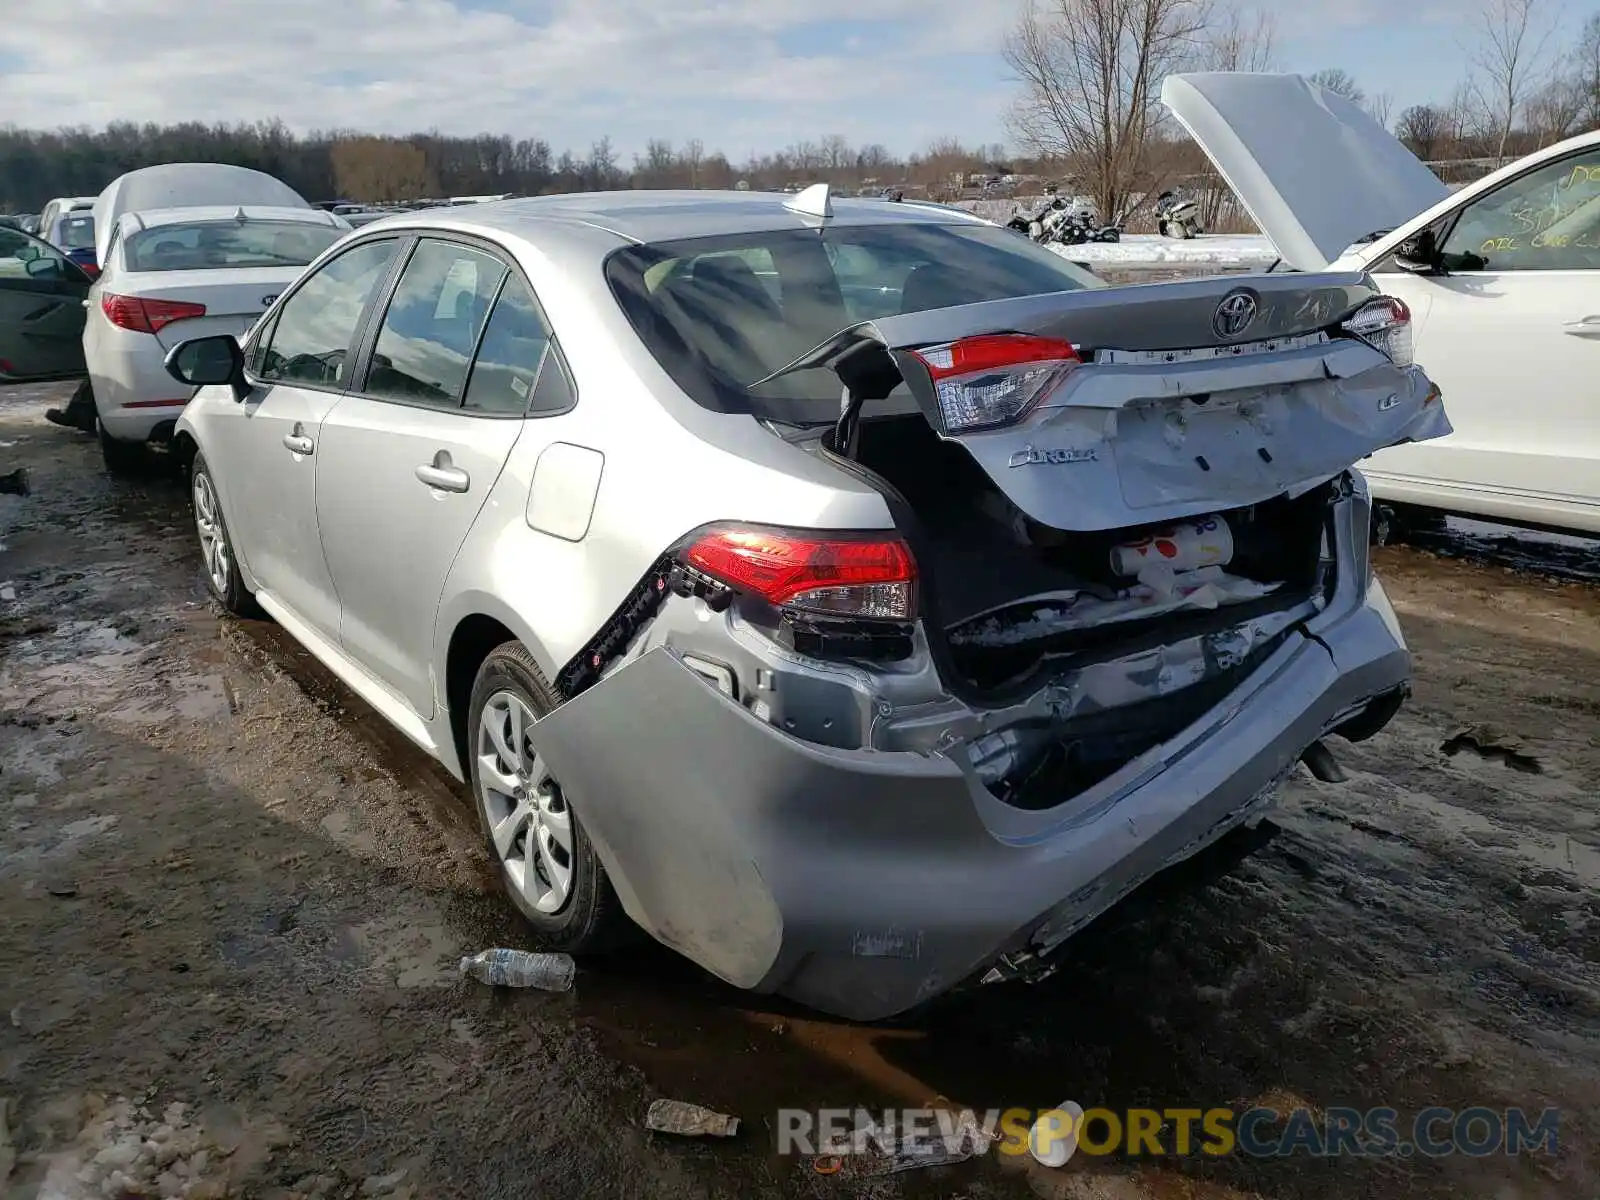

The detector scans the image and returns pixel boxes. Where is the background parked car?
[37,196,96,245]
[0,224,94,384]
[1165,71,1600,536]
[49,211,99,277]
[84,204,349,471]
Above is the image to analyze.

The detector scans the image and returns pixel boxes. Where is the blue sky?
[0,1,1589,162]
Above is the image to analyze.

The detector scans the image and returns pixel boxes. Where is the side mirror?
[165,335,249,402]
[1393,229,1442,275]
[24,256,59,279]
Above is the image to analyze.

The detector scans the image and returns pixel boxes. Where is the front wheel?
[190,453,258,615]
[468,642,627,951]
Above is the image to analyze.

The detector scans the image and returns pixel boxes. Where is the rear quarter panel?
[431,222,895,700]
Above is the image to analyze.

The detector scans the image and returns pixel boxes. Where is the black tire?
[189,452,258,616]
[467,641,626,952]
[98,422,146,475]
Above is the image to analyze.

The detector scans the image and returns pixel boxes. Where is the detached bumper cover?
[527,582,1411,1022]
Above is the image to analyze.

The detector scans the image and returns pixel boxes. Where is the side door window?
[462,273,573,416]
[0,226,87,287]
[363,239,507,408]
[255,238,401,389]
[1440,150,1600,272]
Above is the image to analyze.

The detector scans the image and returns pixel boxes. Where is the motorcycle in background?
[1156,189,1203,239]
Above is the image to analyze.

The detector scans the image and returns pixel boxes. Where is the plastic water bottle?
[458,948,575,991]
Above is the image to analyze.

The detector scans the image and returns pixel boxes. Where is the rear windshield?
[125,220,344,272]
[604,223,1101,421]
[56,214,95,250]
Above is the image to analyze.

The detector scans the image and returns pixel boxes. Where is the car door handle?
[415,458,469,493]
[1562,316,1600,338]
[283,433,314,455]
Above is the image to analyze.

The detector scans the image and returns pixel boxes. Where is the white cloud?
[0,0,1023,157]
[0,0,1419,158]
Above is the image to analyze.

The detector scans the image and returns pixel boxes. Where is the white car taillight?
[683,525,917,621]
[1341,296,1412,366]
[907,333,1081,434]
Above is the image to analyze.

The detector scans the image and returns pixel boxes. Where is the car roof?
[117,205,345,232]
[371,188,990,246]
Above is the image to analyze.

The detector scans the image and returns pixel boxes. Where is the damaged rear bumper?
[526,575,1412,1023]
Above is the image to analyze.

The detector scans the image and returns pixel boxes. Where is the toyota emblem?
[1212,289,1260,340]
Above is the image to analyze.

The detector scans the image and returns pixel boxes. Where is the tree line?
[0,118,1021,213]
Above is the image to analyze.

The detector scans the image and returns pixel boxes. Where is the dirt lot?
[1,382,1596,1200]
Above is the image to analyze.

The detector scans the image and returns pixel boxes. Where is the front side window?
[124,220,344,273]
[257,238,399,388]
[1440,151,1600,272]
[364,239,507,408]
[606,222,1101,419]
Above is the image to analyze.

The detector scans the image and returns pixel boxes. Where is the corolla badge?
[1212,288,1260,340]
[1008,445,1098,467]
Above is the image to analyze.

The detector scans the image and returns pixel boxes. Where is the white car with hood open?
[1164,71,1600,536]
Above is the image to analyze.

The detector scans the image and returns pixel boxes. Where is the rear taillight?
[101,294,206,335]
[683,525,917,620]
[907,333,1081,434]
[1341,296,1412,366]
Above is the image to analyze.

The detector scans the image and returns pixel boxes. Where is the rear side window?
[257,238,399,388]
[462,274,556,415]
[605,223,1100,419]
[365,239,508,408]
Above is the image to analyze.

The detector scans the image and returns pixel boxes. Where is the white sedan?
[86,205,349,471]
[1165,71,1600,536]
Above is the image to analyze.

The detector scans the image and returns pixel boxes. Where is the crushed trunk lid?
[1160,72,1451,272]
[764,281,1451,532]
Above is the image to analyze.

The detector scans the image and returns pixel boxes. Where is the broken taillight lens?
[683,525,917,620]
[907,333,1081,434]
[1340,296,1412,366]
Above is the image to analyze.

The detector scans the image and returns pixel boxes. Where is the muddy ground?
[1,381,1596,1200]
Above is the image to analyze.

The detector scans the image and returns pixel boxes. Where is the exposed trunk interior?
[847,413,1331,697]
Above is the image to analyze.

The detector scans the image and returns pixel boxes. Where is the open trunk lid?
[772,275,1450,533]
[1160,72,1451,272]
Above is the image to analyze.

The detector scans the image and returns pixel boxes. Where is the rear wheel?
[98,422,146,475]
[468,641,626,951]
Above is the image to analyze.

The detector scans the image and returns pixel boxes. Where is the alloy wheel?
[475,690,574,914]
[192,470,232,597]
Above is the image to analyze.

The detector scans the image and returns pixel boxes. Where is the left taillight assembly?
[101,293,207,335]
[681,525,917,620]
[906,332,1081,434]
[1340,296,1412,366]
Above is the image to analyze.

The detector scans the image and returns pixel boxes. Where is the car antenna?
[783,182,833,222]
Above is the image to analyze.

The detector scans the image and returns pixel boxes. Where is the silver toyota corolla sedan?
[165,187,1449,1021]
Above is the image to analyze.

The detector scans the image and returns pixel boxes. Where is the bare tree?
[1524,76,1586,145]
[1004,0,1212,223]
[1366,91,1395,129]
[1308,68,1365,107]
[678,138,704,188]
[1396,103,1449,159]
[1575,14,1600,129]
[1198,3,1276,70]
[1463,0,1557,158]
